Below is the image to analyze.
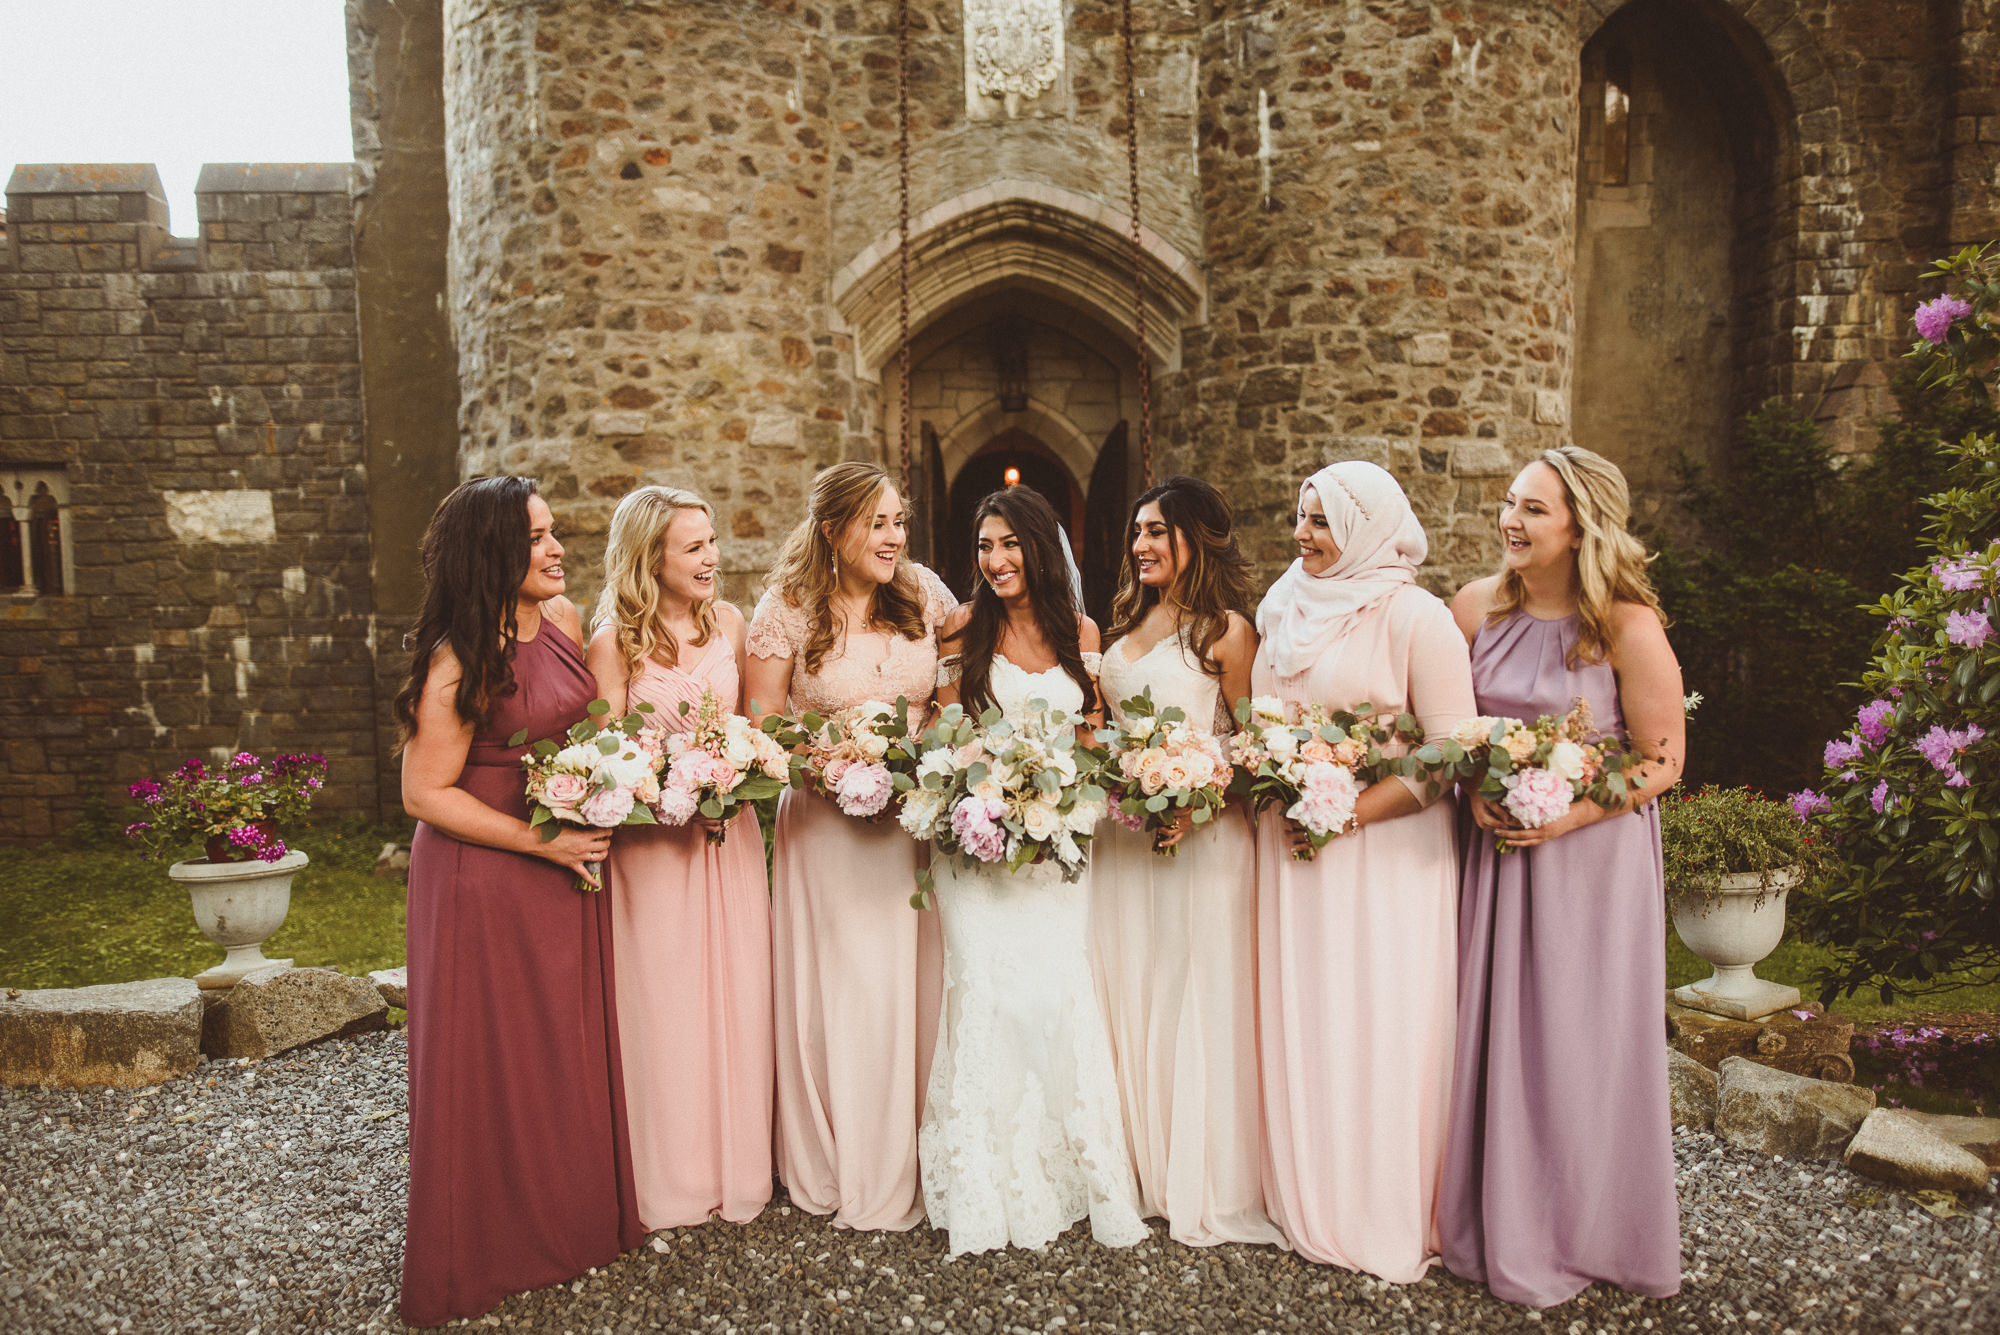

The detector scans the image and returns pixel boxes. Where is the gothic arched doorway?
[943,429,1083,598]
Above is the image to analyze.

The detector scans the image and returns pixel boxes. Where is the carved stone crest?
[963,0,1064,118]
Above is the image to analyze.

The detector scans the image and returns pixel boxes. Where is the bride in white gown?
[921,486,1146,1257]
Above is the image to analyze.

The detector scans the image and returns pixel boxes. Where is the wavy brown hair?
[1102,475,1252,678]
[593,485,718,679]
[948,486,1097,718]
[765,460,927,674]
[1488,445,1668,667]
[393,475,539,744]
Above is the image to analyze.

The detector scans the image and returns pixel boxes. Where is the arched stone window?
[1,469,73,598]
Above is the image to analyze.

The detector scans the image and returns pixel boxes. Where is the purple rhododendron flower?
[1945,609,1993,648]
[1787,789,1832,820]
[1870,780,1892,814]
[1856,699,1896,747]
[1824,736,1864,768]
[1935,558,1984,592]
[1914,294,1973,345]
[1914,723,1986,787]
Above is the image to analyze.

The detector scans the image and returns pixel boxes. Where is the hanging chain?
[896,0,913,506]
[1121,0,1153,487]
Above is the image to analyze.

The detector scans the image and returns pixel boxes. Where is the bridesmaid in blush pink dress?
[1089,476,1282,1248]
[744,461,955,1231]
[1252,461,1475,1283]
[587,486,773,1230]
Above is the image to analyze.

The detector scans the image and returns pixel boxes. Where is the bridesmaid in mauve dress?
[397,478,641,1327]
[1440,446,1685,1308]
[1252,462,1475,1283]
[1089,476,1283,1248]
[743,461,955,1231]
[587,486,773,1229]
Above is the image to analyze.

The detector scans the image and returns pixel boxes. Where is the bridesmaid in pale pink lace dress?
[744,461,955,1231]
[586,486,772,1231]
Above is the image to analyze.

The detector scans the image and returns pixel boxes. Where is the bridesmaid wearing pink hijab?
[587,485,773,1230]
[1251,461,1475,1281]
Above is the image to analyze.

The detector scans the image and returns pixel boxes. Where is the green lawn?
[1665,931,2000,1023]
[0,820,409,990]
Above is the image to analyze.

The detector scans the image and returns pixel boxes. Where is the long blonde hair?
[1489,445,1667,666]
[766,460,927,674]
[593,485,719,678]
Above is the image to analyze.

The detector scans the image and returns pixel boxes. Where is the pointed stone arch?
[829,180,1206,384]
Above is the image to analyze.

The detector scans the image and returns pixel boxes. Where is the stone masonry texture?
[0,0,1996,835]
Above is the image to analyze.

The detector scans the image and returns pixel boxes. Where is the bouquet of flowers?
[125,751,328,863]
[903,699,1110,906]
[1445,701,1644,846]
[1096,687,1232,856]
[1228,696,1426,860]
[512,699,663,886]
[655,689,793,844]
[784,695,923,821]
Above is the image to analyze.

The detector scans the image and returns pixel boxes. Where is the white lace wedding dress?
[919,656,1148,1256]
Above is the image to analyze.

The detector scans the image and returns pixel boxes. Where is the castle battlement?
[3,162,353,276]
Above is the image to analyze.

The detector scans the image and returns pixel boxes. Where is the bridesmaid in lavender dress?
[1440,446,1685,1308]
[398,478,641,1326]
[588,485,772,1230]
[743,461,955,1231]
[1090,476,1283,1248]
[1252,461,1475,1283]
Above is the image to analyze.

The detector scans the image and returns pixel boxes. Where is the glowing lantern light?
[1003,466,1021,487]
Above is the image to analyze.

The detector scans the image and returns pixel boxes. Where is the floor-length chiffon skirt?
[1439,809,1680,1307]
[609,810,773,1230]
[1256,802,1458,1282]
[1090,815,1284,1247]
[772,787,942,1229]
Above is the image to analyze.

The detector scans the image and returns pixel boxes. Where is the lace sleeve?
[936,653,963,687]
[746,588,803,661]
[1080,651,1103,676]
[914,563,958,631]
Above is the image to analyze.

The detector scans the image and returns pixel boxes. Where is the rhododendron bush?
[1793,243,2000,1000]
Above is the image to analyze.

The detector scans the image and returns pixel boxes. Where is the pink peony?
[580,785,636,827]
[654,785,699,825]
[950,796,1009,862]
[1110,803,1148,833]
[833,761,894,817]
[1914,294,1973,345]
[1501,766,1573,828]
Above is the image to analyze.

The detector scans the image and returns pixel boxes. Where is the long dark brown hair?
[1102,475,1252,677]
[766,460,929,675]
[393,475,539,744]
[947,486,1097,717]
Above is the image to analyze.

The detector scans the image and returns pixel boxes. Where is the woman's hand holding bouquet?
[654,689,794,845]
[1097,687,1231,857]
[1228,696,1426,861]
[513,699,664,888]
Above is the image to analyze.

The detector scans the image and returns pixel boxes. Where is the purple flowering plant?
[123,750,328,864]
[1790,245,2000,1003]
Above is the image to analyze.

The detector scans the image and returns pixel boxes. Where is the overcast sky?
[0,0,353,236]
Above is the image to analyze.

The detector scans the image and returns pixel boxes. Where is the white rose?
[1251,695,1287,723]
[1064,799,1104,834]
[1546,740,1588,785]
[1048,750,1078,783]
[1021,800,1062,841]
[1264,727,1299,758]
[554,742,597,769]
[970,775,1005,803]
[722,730,758,769]
[1128,714,1156,741]
[899,787,946,837]
[917,748,959,783]
[858,731,891,761]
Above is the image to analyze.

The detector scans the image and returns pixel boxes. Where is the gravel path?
[3,1031,1995,1334]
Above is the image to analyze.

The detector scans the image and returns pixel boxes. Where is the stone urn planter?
[1671,865,1803,1020]
[167,850,308,989]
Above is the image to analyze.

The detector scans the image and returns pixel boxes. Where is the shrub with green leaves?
[1790,243,2000,1002]
[1660,784,1824,909]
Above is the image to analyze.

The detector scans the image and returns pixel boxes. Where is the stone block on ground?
[1893,1111,2000,1170]
[1668,1046,1718,1130]
[0,978,204,1088]
[1666,996,1855,1082]
[1843,1109,1991,1194]
[1714,1055,1875,1160]
[200,965,387,1060]
[369,967,407,1010]
[372,842,410,881]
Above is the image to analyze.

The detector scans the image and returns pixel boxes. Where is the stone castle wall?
[0,165,376,839]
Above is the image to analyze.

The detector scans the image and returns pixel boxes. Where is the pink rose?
[544,772,589,811]
[824,757,852,788]
[1300,739,1336,765]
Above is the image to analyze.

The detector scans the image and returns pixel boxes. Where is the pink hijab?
[1255,461,1429,678]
